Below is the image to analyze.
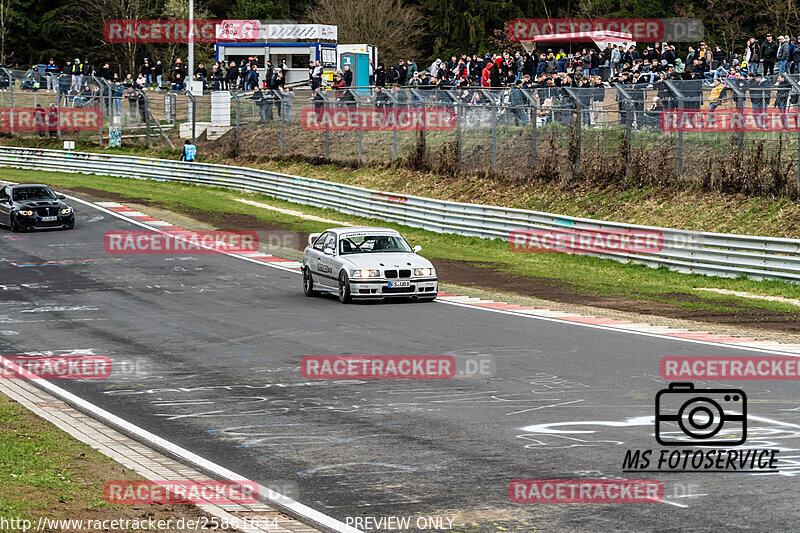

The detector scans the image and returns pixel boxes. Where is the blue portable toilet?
[338,44,376,94]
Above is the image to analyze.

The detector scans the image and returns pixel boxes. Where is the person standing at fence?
[57,71,71,106]
[141,58,153,90]
[33,104,46,137]
[69,58,81,90]
[508,80,528,126]
[343,64,353,86]
[154,61,163,89]
[776,36,790,74]
[181,140,197,161]
[125,84,138,119]
[281,87,294,121]
[45,59,59,93]
[761,34,778,76]
[47,104,58,136]
[226,61,238,91]
[312,60,323,89]
[81,58,92,82]
[250,87,267,121]
[111,80,123,116]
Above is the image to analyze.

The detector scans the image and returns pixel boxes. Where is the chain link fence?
[2,71,800,197]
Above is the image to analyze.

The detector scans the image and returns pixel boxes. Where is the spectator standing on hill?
[406,59,417,80]
[226,60,238,90]
[777,36,790,73]
[69,58,81,90]
[396,60,407,85]
[57,71,71,106]
[44,59,59,92]
[141,58,153,89]
[761,34,778,75]
[47,104,58,136]
[343,64,353,86]
[154,61,163,89]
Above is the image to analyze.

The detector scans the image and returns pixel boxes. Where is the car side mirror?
[413,245,422,253]
[56,194,66,199]
[323,247,335,256]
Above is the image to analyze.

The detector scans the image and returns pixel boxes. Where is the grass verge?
[3,136,800,238]
[0,393,225,530]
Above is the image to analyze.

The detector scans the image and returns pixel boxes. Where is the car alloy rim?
[304,270,311,291]
[339,274,346,299]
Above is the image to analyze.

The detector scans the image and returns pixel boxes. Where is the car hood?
[340,253,433,271]
[15,200,68,209]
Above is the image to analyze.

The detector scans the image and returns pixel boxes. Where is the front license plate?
[388,281,410,288]
[40,216,57,221]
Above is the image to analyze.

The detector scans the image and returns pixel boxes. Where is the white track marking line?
[234,198,351,225]
[695,288,800,307]
[0,356,362,533]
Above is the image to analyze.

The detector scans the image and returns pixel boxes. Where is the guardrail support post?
[677,97,684,175]
[456,102,462,168]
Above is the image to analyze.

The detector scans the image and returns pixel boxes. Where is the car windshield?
[12,186,57,201]
[339,234,412,255]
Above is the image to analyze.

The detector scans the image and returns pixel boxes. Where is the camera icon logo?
[655,382,747,446]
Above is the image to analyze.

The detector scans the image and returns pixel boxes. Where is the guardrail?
[1,145,799,282]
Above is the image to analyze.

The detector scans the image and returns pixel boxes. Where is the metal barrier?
[1,145,799,282]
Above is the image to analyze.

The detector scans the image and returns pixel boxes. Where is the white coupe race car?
[302,227,438,303]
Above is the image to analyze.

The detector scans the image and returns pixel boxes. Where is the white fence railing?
[1,146,799,282]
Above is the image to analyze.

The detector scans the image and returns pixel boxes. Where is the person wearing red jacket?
[481,63,492,87]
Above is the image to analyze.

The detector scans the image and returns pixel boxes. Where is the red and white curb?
[96,201,303,271]
[96,200,800,357]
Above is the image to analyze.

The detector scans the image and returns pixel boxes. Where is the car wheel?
[303,267,317,297]
[9,214,21,232]
[338,271,351,304]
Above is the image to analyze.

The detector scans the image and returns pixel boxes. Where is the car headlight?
[61,207,72,215]
[414,267,435,276]
[18,210,34,216]
[353,269,380,278]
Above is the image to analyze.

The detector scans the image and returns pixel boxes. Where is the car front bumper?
[349,277,438,299]
[16,213,74,230]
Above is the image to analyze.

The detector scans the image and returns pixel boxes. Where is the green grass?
[5,134,800,239]
[0,395,115,519]
[5,166,800,318]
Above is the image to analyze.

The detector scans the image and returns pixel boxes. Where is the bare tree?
[0,0,13,65]
[69,0,158,75]
[306,0,424,65]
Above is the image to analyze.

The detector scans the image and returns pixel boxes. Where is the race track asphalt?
[1,196,799,532]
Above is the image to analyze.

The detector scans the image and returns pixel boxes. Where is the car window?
[339,234,412,255]
[11,187,56,201]
[312,232,329,251]
[323,233,336,251]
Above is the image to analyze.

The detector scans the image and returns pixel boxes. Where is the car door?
[305,231,326,282]
[314,232,339,288]
[0,187,11,226]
